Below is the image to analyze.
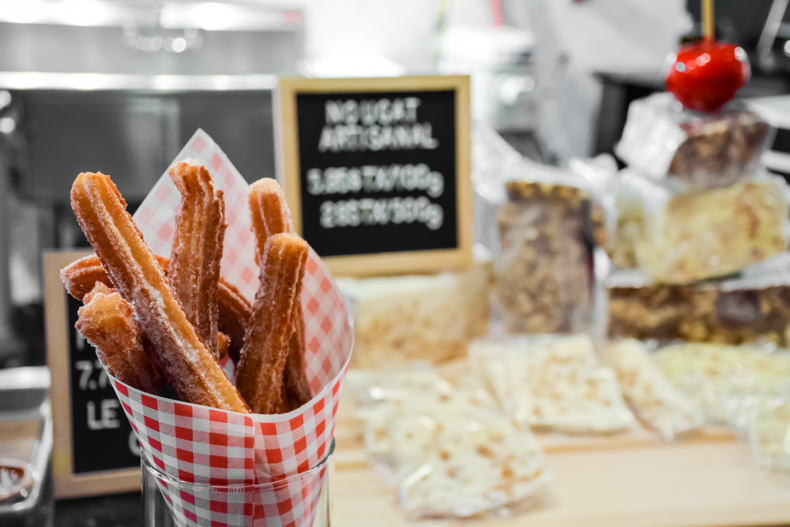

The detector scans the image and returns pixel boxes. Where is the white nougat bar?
[338,262,491,369]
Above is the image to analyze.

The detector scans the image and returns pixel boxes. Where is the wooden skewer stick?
[702,0,714,41]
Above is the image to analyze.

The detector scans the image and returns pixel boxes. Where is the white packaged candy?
[601,340,703,440]
[653,343,790,428]
[347,369,549,519]
[470,336,636,434]
[749,400,790,471]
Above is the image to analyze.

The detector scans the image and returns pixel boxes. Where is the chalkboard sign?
[276,76,473,276]
[44,251,140,498]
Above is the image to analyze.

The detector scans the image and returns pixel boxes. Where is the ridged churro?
[70,172,249,413]
[61,254,251,359]
[236,233,308,414]
[249,178,312,407]
[249,178,293,265]
[168,162,226,359]
[77,282,165,393]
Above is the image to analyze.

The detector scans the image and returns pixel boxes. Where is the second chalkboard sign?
[276,76,472,276]
[43,251,140,498]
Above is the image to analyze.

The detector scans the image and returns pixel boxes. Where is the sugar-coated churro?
[70,172,249,413]
[61,254,251,359]
[77,282,165,393]
[168,162,226,359]
[248,178,293,265]
[249,178,312,406]
[236,233,308,414]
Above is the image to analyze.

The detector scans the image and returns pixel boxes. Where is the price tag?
[44,251,140,498]
[276,75,473,276]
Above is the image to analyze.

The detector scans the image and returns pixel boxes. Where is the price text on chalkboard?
[44,251,140,498]
[277,76,472,276]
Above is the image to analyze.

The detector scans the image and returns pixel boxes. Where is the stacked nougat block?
[603,92,790,345]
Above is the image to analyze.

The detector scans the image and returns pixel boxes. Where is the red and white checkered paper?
[100,129,353,527]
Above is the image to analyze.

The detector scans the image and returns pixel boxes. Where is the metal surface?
[10,88,275,204]
[0,72,277,91]
[0,9,302,75]
[0,6,304,365]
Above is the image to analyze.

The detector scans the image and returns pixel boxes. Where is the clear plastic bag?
[470,336,636,434]
[600,339,703,440]
[346,369,550,520]
[337,261,491,370]
[749,397,790,471]
[610,171,788,283]
[616,92,773,190]
[652,343,790,429]
[495,180,594,334]
[605,254,790,345]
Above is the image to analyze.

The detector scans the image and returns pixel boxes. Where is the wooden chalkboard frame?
[276,75,473,276]
[43,251,140,498]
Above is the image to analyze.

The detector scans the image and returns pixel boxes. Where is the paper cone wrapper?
[95,130,353,527]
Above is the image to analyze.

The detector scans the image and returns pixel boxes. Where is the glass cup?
[142,440,334,527]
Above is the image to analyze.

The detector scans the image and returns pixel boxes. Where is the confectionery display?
[338,262,491,369]
[495,181,593,334]
[29,9,790,521]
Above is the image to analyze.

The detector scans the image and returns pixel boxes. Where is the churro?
[77,282,165,393]
[248,178,293,264]
[61,254,251,359]
[70,172,249,413]
[236,233,308,414]
[217,331,229,361]
[215,280,249,363]
[168,162,226,359]
[249,178,312,406]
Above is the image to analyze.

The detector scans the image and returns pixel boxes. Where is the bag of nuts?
[616,92,773,190]
[495,179,595,334]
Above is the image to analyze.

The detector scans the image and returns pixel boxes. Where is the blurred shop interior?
[4,0,790,525]
[1,0,788,369]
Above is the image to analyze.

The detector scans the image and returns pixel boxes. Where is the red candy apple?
[665,38,750,113]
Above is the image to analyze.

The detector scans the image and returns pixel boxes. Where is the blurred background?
[1,1,790,526]
[0,0,789,368]
[0,0,790,372]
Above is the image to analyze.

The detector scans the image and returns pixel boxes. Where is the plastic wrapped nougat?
[616,92,772,189]
[611,173,787,283]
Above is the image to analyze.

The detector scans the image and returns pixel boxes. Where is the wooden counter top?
[331,419,790,526]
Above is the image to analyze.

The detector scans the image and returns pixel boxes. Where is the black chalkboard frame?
[43,251,140,498]
[275,75,473,276]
